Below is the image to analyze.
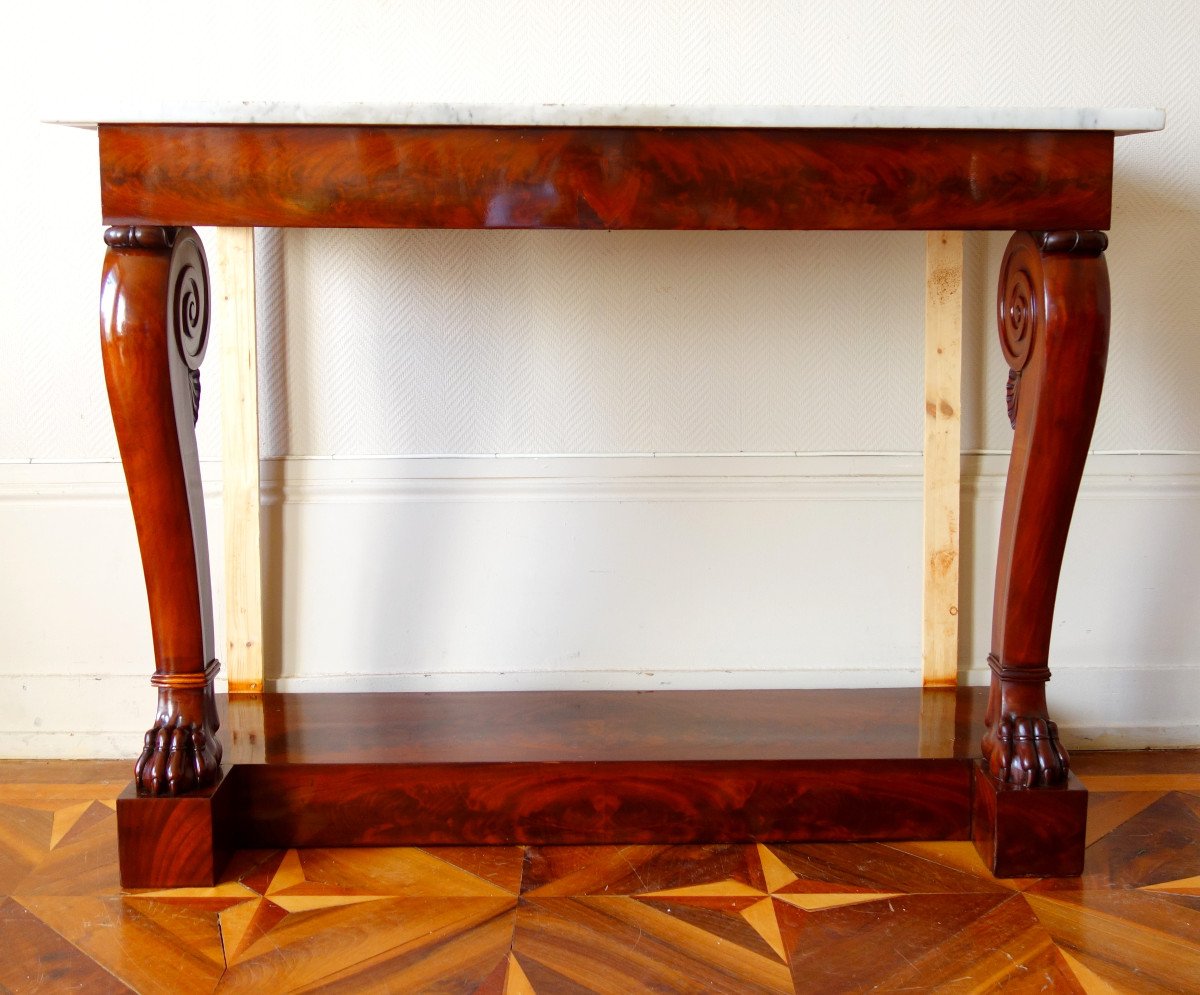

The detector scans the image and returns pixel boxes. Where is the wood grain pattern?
[1072,749,1200,792]
[6,755,1199,992]
[1072,749,1200,777]
[0,897,135,993]
[95,124,1124,896]
[215,227,264,694]
[1025,890,1200,992]
[249,687,986,764]
[1037,789,1200,892]
[121,688,1114,882]
[100,226,222,796]
[123,688,988,883]
[917,686,959,758]
[116,777,234,888]
[98,125,1115,230]
[225,693,267,765]
[983,231,1111,789]
[19,894,228,993]
[232,759,972,849]
[972,761,1088,878]
[921,230,963,686]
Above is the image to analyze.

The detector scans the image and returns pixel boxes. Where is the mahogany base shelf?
[115,687,1087,887]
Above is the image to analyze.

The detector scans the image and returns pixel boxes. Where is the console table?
[59,103,1163,887]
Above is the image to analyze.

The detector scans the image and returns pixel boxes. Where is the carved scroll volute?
[997,231,1109,430]
[168,231,210,424]
[997,233,1044,429]
[102,225,210,424]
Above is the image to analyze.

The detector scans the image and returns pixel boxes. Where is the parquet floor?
[1,754,1198,993]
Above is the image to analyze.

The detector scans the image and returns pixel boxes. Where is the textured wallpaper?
[256,228,930,457]
[4,0,1198,461]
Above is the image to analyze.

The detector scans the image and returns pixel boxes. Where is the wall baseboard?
[4,453,1199,755]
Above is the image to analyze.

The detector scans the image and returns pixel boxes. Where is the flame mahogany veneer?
[99,124,1113,231]
[95,119,1127,887]
[118,688,985,886]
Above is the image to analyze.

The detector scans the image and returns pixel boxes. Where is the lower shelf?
[115,688,1087,887]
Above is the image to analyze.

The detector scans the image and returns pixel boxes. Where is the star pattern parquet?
[1,754,1198,993]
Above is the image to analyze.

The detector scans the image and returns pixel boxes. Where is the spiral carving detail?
[997,236,1041,375]
[996,233,1049,429]
[170,247,209,373]
[996,230,1109,429]
[163,231,209,422]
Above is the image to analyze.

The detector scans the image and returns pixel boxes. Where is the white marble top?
[48,102,1165,135]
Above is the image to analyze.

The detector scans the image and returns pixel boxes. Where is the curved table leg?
[983,230,1110,787]
[100,225,222,796]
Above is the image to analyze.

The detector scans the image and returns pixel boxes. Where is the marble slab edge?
[44,102,1165,134]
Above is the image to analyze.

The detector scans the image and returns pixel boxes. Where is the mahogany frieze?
[99,124,1114,231]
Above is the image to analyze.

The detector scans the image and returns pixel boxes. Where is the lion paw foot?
[984,715,1069,787]
[134,718,222,796]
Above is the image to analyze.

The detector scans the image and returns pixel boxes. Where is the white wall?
[2,1,1198,757]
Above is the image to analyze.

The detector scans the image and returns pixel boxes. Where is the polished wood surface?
[249,687,986,763]
[99,226,222,796]
[109,688,1109,887]
[3,755,1197,993]
[98,125,1115,230]
[972,762,1088,877]
[115,778,233,888]
[234,759,972,851]
[983,230,1111,788]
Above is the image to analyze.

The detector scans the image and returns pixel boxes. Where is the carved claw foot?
[982,713,1069,788]
[135,685,222,796]
[134,718,222,795]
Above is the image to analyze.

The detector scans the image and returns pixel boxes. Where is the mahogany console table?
[62,104,1164,886]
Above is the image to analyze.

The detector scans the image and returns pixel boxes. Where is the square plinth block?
[972,760,1087,878]
[116,772,234,888]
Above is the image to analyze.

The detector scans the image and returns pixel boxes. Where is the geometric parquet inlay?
[2,754,1198,993]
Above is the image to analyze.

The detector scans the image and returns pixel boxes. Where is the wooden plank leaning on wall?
[922,232,965,682]
[216,227,263,693]
[919,231,964,757]
[216,227,266,762]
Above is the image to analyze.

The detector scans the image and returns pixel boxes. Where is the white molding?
[3,452,1198,503]
[4,452,1199,754]
[0,733,141,760]
[269,668,920,693]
